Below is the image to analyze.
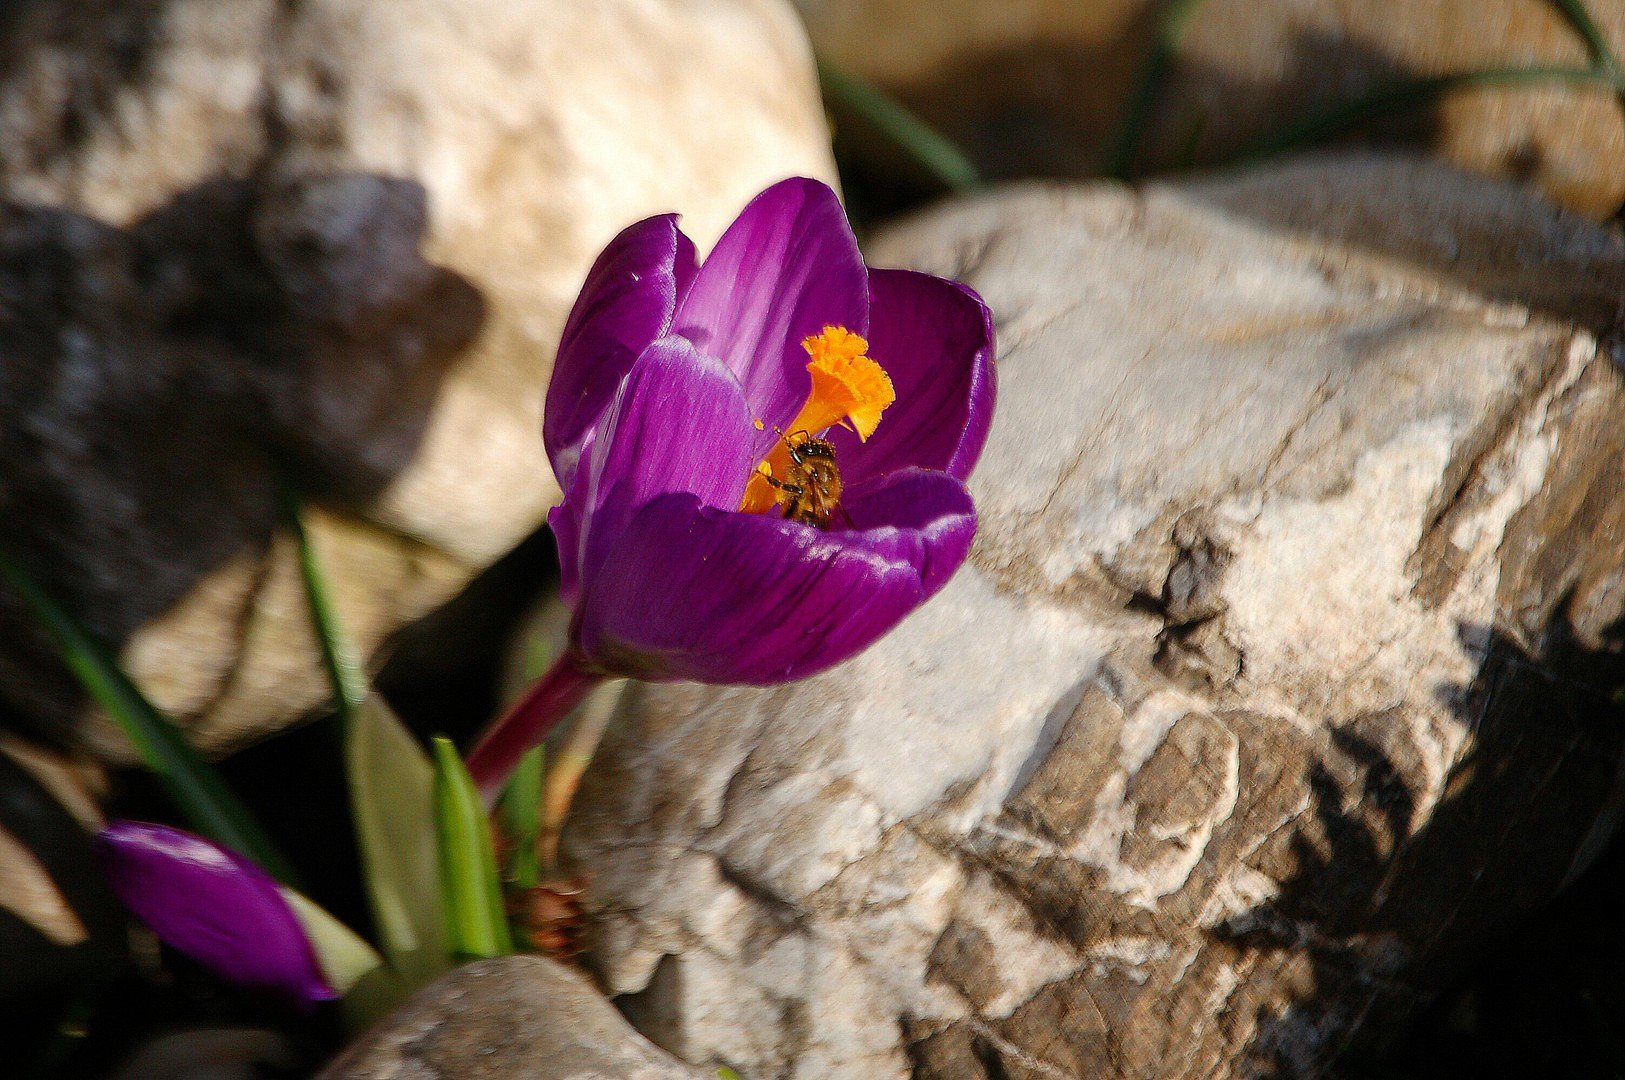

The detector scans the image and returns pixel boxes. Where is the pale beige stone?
[0,0,837,754]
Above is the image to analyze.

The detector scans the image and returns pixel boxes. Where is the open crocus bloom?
[468,177,994,797]
[96,822,368,1009]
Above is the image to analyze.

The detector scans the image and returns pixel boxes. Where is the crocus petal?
[546,214,698,488]
[575,469,975,684]
[548,441,593,607]
[581,335,758,530]
[674,178,869,452]
[95,822,334,1008]
[828,269,995,486]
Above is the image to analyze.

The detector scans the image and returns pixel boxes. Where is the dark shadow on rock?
[1219,607,1625,1077]
[1212,317,1625,1075]
[0,0,168,176]
[0,171,485,746]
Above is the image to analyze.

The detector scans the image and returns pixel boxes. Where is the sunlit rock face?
[567,155,1625,1079]
[0,0,837,755]
[793,0,1625,217]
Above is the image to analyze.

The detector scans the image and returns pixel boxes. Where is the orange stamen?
[740,326,895,514]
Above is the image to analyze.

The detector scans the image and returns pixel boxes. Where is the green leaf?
[432,736,513,959]
[815,58,983,193]
[278,483,368,722]
[279,887,385,997]
[0,551,297,885]
[1107,0,1209,179]
[500,745,544,891]
[281,484,446,983]
[348,696,450,987]
[1548,0,1622,78]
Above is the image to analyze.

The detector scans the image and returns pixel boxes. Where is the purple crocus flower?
[96,821,336,1009]
[467,177,994,798]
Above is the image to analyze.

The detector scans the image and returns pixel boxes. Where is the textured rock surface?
[796,0,1625,216]
[566,156,1625,1078]
[320,957,703,1080]
[0,0,836,754]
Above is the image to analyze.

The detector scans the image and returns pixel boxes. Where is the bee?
[764,430,843,528]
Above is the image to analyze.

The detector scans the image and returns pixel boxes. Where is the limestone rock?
[320,957,704,1080]
[0,0,837,753]
[565,156,1625,1078]
[796,0,1625,216]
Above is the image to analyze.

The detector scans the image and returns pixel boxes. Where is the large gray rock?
[565,156,1625,1078]
[0,0,837,754]
[321,957,704,1080]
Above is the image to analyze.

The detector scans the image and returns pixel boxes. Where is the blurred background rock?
[800,0,1625,217]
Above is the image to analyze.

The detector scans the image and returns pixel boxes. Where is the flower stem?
[466,654,603,807]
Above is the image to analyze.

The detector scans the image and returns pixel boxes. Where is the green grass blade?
[1227,64,1625,167]
[0,551,297,885]
[277,484,367,721]
[816,58,984,193]
[281,483,447,980]
[1548,0,1622,76]
[1107,0,1209,179]
[500,745,544,891]
[432,736,513,959]
[348,697,450,986]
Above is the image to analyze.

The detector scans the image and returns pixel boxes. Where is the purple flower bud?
[95,821,335,1009]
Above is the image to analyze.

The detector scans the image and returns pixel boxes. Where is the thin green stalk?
[1549,0,1625,134]
[1107,0,1209,179]
[278,482,367,723]
[816,58,984,193]
[1548,0,1622,78]
[1226,64,1625,167]
[0,551,297,885]
[433,737,513,959]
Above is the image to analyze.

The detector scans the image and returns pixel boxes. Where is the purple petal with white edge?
[95,822,334,1009]
[575,469,975,684]
[548,446,592,607]
[546,214,697,487]
[674,178,869,454]
[828,269,995,487]
[580,335,757,534]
